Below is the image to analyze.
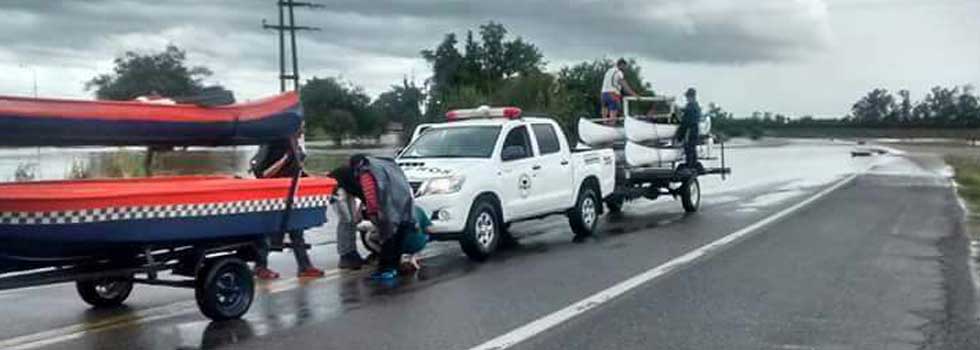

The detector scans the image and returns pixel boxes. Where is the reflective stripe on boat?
[0,195,330,226]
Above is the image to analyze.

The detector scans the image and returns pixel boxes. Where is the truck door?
[529,123,575,212]
[498,125,537,221]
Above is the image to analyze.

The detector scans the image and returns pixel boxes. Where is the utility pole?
[262,0,323,92]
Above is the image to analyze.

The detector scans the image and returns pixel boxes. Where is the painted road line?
[0,270,344,350]
[468,172,861,350]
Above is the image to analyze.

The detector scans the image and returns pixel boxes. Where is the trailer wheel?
[195,257,254,321]
[460,199,500,261]
[680,177,701,213]
[76,277,133,308]
[569,184,601,239]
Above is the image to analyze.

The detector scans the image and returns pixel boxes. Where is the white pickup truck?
[396,106,616,261]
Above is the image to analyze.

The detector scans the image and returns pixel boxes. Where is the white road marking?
[467,172,861,350]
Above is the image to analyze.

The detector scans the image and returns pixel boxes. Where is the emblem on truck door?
[519,173,532,198]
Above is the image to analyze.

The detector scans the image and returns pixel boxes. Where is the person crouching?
[349,154,416,281]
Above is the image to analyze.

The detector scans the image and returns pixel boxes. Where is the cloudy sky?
[0,0,977,117]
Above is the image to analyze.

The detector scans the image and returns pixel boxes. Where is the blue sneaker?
[371,269,398,281]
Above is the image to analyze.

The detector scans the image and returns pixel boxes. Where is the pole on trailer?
[278,136,303,239]
[277,3,286,92]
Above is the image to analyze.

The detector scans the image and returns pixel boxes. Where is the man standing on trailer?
[600,58,639,124]
[675,88,703,173]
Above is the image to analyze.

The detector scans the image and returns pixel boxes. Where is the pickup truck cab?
[397,106,615,261]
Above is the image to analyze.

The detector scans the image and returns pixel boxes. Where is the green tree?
[912,101,931,122]
[421,33,464,95]
[421,21,546,120]
[373,79,426,143]
[479,22,508,85]
[503,37,545,79]
[85,45,212,100]
[300,77,377,144]
[851,88,895,125]
[896,89,913,124]
[956,85,979,126]
[324,109,356,145]
[924,86,958,125]
[460,30,484,87]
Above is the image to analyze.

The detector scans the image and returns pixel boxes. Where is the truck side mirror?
[501,145,527,161]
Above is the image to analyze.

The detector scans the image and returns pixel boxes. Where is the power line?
[262,0,322,92]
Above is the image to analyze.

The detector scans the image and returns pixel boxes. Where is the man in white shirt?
[600,58,638,123]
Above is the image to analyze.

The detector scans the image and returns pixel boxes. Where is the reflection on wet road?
[3,139,972,350]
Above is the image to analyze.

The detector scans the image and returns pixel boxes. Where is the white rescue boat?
[577,117,624,146]
[624,116,679,142]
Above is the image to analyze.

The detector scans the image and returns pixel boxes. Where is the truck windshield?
[401,126,502,159]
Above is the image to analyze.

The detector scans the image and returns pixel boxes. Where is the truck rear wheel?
[460,200,500,261]
[569,184,600,239]
[680,177,701,213]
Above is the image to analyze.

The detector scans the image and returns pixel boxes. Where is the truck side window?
[531,124,560,155]
[501,125,532,161]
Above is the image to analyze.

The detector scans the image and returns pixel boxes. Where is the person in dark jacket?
[675,88,703,172]
[349,154,416,280]
[250,136,324,279]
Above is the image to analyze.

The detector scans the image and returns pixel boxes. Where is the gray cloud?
[1,0,976,118]
[0,0,833,70]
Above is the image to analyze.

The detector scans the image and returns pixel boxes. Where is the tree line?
[709,85,980,139]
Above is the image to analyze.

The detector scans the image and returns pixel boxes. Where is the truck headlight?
[420,175,465,196]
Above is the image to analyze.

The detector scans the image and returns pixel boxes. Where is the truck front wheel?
[460,200,500,261]
[569,184,601,240]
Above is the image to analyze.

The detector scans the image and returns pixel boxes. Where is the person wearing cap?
[600,58,639,123]
[675,88,703,172]
[348,154,416,280]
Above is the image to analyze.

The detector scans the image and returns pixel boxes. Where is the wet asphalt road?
[1,140,978,350]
